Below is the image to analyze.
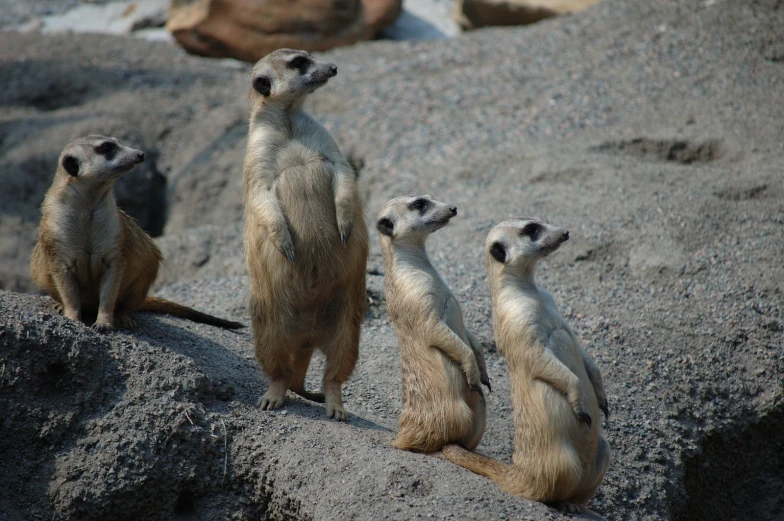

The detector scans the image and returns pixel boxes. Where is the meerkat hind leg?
[321,319,360,421]
[256,338,296,411]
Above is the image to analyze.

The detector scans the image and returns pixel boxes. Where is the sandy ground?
[1,0,783,520]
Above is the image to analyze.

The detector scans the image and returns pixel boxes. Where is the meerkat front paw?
[116,314,137,330]
[92,321,114,333]
[63,307,81,322]
[481,373,492,393]
[463,363,485,397]
[277,234,296,264]
[337,217,353,246]
[598,396,610,419]
[568,391,592,428]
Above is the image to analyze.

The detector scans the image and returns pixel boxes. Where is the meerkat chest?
[48,201,120,278]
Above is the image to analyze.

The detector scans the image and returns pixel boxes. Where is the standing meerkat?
[30,135,245,332]
[243,49,368,420]
[376,195,490,452]
[443,218,610,519]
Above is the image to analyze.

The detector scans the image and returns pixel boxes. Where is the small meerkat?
[30,135,244,332]
[443,218,610,520]
[243,49,368,420]
[376,195,490,452]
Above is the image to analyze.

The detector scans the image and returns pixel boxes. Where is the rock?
[38,0,169,35]
[166,0,402,62]
[455,0,602,30]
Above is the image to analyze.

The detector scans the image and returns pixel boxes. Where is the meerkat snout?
[449,206,457,215]
[135,151,145,163]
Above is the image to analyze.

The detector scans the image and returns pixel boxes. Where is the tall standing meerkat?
[376,195,490,452]
[30,135,245,332]
[243,49,368,420]
[443,218,610,519]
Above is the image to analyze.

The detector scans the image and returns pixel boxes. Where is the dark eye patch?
[409,198,430,213]
[96,141,118,160]
[521,222,541,240]
[287,56,309,72]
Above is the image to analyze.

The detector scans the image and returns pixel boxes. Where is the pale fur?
[377,195,489,452]
[243,49,368,420]
[31,135,243,332]
[443,218,610,520]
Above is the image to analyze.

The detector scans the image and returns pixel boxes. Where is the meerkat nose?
[562,230,569,240]
[137,151,145,163]
[329,64,338,76]
[449,206,457,216]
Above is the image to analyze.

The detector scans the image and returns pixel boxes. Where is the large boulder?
[166,0,402,62]
[455,0,602,30]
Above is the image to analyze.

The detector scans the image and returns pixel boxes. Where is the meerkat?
[443,218,610,520]
[30,135,244,332]
[376,195,490,452]
[243,49,368,420]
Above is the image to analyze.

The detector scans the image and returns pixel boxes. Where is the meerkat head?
[485,217,570,273]
[57,135,145,186]
[376,195,458,244]
[250,49,338,104]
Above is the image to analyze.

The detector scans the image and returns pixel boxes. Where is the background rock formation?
[167,0,403,62]
[455,0,602,30]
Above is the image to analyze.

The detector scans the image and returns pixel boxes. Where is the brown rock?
[167,0,402,62]
[455,0,602,30]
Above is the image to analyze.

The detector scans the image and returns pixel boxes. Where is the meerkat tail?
[290,389,326,403]
[140,296,245,330]
[442,444,509,482]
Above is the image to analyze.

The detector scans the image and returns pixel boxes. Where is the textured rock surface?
[455,0,602,30]
[1,0,783,519]
[166,0,402,62]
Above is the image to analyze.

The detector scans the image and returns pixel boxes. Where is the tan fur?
[243,49,368,420]
[377,195,489,452]
[443,218,610,520]
[30,135,244,332]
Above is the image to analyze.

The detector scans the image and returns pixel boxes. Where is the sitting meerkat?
[376,195,490,452]
[443,218,610,520]
[243,49,369,420]
[30,135,244,332]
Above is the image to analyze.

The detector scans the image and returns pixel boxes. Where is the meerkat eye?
[410,198,429,213]
[521,222,541,240]
[96,141,118,158]
[288,56,309,71]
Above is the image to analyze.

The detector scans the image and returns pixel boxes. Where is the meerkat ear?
[62,155,79,177]
[377,217,395,237]
[489,241,507,263]
[253,75,272,96]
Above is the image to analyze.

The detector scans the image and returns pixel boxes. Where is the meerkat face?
[376,195,458,243]
[58,135,145,184]
[485,218,570,270]
[250,49,338,102]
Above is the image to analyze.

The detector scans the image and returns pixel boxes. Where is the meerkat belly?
[275,157,339,254]
[67,214,120,310]
[398,335,462,406]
